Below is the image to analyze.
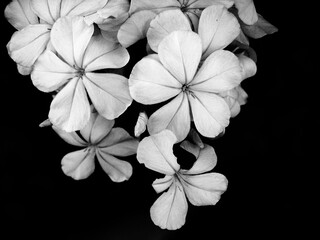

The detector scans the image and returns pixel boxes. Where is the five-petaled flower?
[137,130,227,230]
[31,16,132,132]
[53,111,139,182]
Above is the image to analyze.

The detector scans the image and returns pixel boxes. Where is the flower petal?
[96,149,133,182]
[186,0,234,9]
[52,125,87,147]
[198,5,240,58]
[7,24,50,67]
[137,130,179,175]
[98,128,138,156]
[31,50,77,92]
[49,78,91,132]
[180,140,201,159]
[190,50,242,93]
[148,93,190,143]
[30,0,61,24]
[150,180,188,230]
[152,175,174,193]
[17,64,32,75]
[61,148,95,180]
[158,30,202,84]
[238,53,257,79]
[129,0,179,14]
[180,172,228,206]
[83,73,132,120]
[129,54,181,105]
[60,0,108,17]
[241,14,278,39]
[234,0,258,25]
[183,144,217,175]
[82,34,129,71]
[147,9,191,52]
[117,10,156,48]
[5,0,39,30]
[134,112,148,137]
[50,16,94,67]
[188,91,230,138]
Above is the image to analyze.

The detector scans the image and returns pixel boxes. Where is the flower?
[129,30,244,142]
[137,130,228,230]
[6,0,108,72]
[53,111,139,182]
[234,0,258,25]
[31,16,132,132]
[117,0,234,47]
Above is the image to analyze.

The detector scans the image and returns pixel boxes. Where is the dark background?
[0,1,312,239]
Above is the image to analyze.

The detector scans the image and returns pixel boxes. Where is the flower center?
[77,68,85,78]
[180,0,188,12]
[182,84,189,92]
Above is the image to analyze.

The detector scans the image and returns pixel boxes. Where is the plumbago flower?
[117,0,234,47]
[6,0,108,73]
[31,16,132,132]
[53,111,139,181]
[137,130,227,230]
[129,29,250,142]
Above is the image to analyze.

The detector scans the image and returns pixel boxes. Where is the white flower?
[31,16,132,132]
[234,0,258,25]
[53,111,139,182]
[129,30,244,142]
[137,130,228,230]
[6,0,108,72]
[117,0,234,47]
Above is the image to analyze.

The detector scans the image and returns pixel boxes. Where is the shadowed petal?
[150,181,188,230]
[152,175,174,193]
[234,0,258,25]
[137,130,179,175]
[187,0,234,9]
[61,148,95,180]
[53,125,87,147]
[238,53,257,79]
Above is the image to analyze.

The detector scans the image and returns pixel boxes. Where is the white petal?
[150,180,188,230]
[82,34,129,71]
[187,0,234,8]
[134,112,148,137]
[190,50,242,93]
[147,9,191,52]
[180,172,228,206]
[83,73,132,120]
[137,130,179,175]
[50,16,94,67]
[31,50,76,92]
[129,0,179,14]
[117,10,156,48]
[17,64,32,75]
[5,0,39,30]
[90,114,115,144]
[148,93,190,143]
[129,54,181,105]
[60,0,108,17]
[7,24,50,67]
[152,175,174,193]
[238,53,257,79]
[158,31,202,85]
[199,5,240,58]
[234,0,258,25]
[180,140,201,159]
[188,91,230,138]
[52,125,87,147]
[96,149,133,182]
[183,145,217,175]
[98,128,138,156]
[242,14,278,39]
[79,110,98,142]
[61,148,95,180]
[49,78,91,132]
[30,0,61,24]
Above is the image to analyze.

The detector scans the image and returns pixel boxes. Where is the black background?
[0,1,312,239]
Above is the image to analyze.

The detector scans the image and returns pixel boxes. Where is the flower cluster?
[4,0,277,230]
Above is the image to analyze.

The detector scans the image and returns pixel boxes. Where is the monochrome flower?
[117,0,234,47]
[234,0,258,25]
[130,30,243,141]
[137,130,227,230]
[6,0,108,72]
[31,16,132,132]
[53,111,138,182]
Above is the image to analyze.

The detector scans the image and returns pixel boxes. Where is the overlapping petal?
[59,0,108,18]
[152,175,174,193]
[5,0,39,30]
[83,73,132,120]
[188,91,230,138]
[61,148,96,180]
[96,150,133,182]
[53,125,87,147]
[30,0,61,24]
[129,0,179,14]
[137,130,180,175]
[7,24,50,68]
[234,0,258,25]
[150,180,188,230]
[238,53,257,79]
[186,0,234,9]
[158,31,202,84]
[129,54,181,105]
[198,5,240,58]
[147,10,191,52]
[49,78,91,132]
[147,93,190,142]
